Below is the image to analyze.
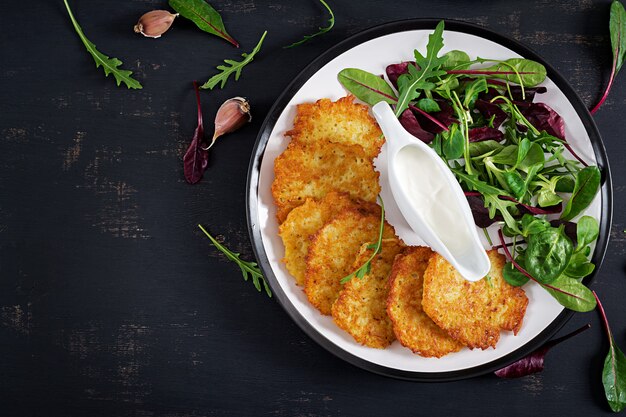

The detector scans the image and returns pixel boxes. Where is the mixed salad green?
[338,21,602,313]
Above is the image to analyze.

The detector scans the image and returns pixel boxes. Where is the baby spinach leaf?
[564,252,595,278]
[338,68,398,105]
[443,50,471,69]
[576,215,600,250]
[503,171,526,200]
[520,214,551,236]
[468,140,503,157]
[526,227,573,283]
[443,125,464,159]
[560,166,601,221]
[416,97,441,112]
[463,78,488,108]
[503,261,530,286]
[542,275,596,312]
[169,0,239,46]
[555,175,576,193]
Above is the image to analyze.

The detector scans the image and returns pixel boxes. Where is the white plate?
[247,20,611,380]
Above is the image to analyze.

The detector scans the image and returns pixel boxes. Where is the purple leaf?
[399,108,434,143]
[386,61,416,88]
[469,126,504,142]
[509,86,547,102]
[466,194,503,227]
[415,99,456,133]
[183,81,209,184]
[522,102,565,140]
[494,324,591,378]
[475,99,508,128]
[550,219,578,245]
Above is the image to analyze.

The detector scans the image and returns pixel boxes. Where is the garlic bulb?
[205,97,252,150]
[134,10,178,38]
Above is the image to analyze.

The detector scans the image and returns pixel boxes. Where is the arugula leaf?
[169,0,239,47]
[394,21,448,116]
[198,224,272,297]
[338,68,398,105]
[340,197,385,284]
[284,0,334,48]
[63,0,142,89]
[201,31,267,90]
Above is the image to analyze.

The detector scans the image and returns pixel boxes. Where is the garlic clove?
[134,10,178,39]
[205,97,252,150]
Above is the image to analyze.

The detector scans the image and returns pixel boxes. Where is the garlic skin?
[205,97,252,150]
[134,10,178,38]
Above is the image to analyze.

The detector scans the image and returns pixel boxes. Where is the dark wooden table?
[1,0,624,415]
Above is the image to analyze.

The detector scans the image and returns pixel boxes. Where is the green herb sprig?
[201,31,267,90]
[63,0,142,89]
[284,0,335,48]
[198,224,271,297]
[340,197,385,284]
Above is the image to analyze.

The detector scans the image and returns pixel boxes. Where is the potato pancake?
[286,96,384,159]
[279,192,377,286]
[272,140,380,223]
[332,239,405,348]
[304,208,396,315]
[422,250,529,350]
[386,247,464,357]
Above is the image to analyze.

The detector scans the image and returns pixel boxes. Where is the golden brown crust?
[286,95,384,159]
[422,250,529,350]
[304,208,396,316]
[386,247,465,357]
[271,140,380,224]
[331,239,405,348]
[278,192,378,286]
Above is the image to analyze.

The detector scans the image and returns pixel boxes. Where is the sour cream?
[394,146,475,258]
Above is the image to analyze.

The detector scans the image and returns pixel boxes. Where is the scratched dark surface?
[1,0,625,416]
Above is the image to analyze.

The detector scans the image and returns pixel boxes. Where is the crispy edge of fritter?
[271,140,380,224]
[278,192,378,286]
[421,250,529,350]
[386,246,465,358]
[285,95,384,159]
[331,238,405,349]
[304,208,396,316]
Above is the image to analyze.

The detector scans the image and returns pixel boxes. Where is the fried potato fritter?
[304,208,396,315]
[279,192,377,286]
[422,250,529,350]
[286,96,384,159]
[271,140,380,223]
[332,239,405,348]
[386,247,464,357]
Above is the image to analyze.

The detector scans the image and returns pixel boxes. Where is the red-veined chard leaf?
[183,82,208,184]
[560,166,601,221]
[594,291,626,412]
[338,68,398,106]
[169,0,239,47]
[465,58,547,87]
[591,0,626,114]
[398,109,434,143]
